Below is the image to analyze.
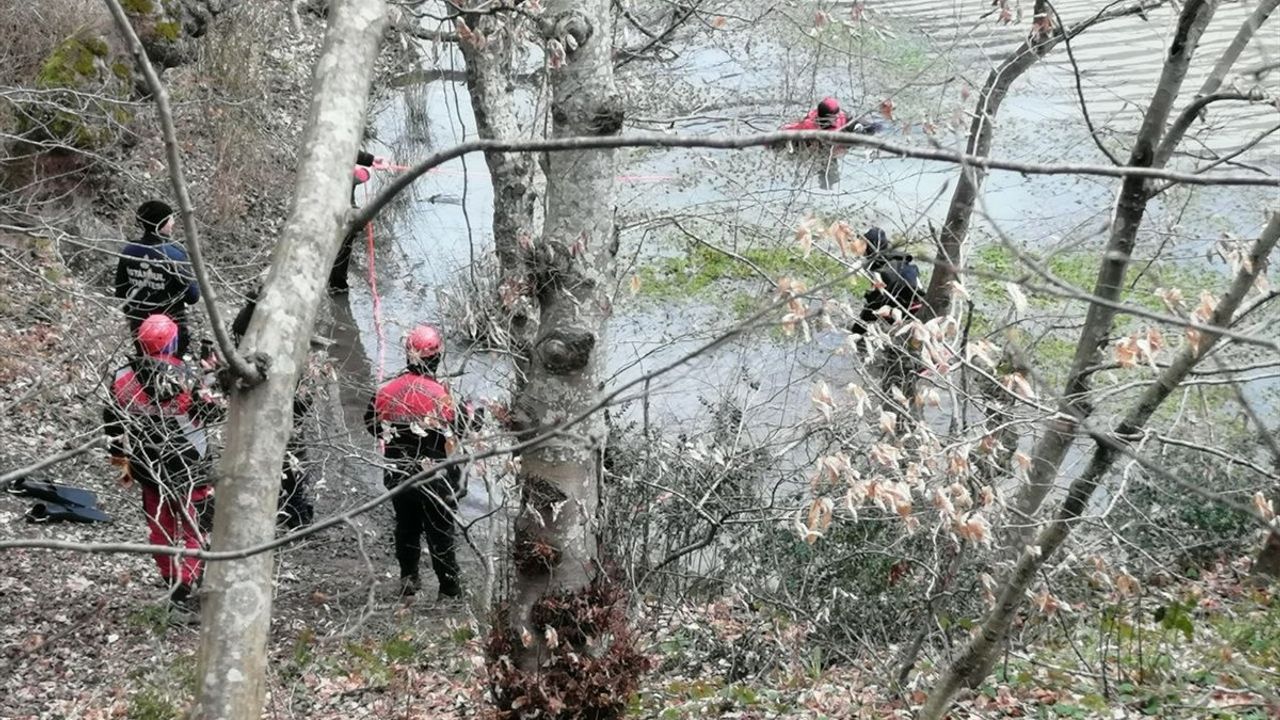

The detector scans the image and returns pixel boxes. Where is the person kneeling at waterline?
[366,325,485,600]
[850,227,927,340]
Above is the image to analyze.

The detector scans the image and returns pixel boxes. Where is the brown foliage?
[486,576,652,719]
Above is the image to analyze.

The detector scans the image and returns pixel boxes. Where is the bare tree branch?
[350,129,1280,236]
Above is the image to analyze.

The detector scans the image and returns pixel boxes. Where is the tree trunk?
[456,10,540,346]
[511,0,618,651]
[920,0,1053,321]
[486,1,645,716]
[1008,0,1219,536]
[457,15,537,279]
[191,2,386,719]
[921,206,1279,720]
[921,0,1159,321]
[1252,423,1280,580]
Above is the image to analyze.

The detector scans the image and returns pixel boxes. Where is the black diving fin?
[7,477,101,510]
[25,501,113,524]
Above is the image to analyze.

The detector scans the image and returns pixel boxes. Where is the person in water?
[784,97,848,131]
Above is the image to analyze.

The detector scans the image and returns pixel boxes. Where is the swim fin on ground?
[25,501,113,524]
[7,477,101,509]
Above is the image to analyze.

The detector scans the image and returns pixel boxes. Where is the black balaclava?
[408,353,441,377]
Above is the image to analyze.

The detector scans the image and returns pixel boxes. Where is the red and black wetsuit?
[103,355,220,589]
[366,368,479,591]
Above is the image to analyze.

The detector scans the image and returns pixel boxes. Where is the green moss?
[84,37,110,57]
[37,36,106,89]
[638,243,867,302]
[971,244,1016,299]
[154,20,181,41]
[971,243,1223,314]
[128,687,180,720]
[24,33,131,149]
[121,0,156,12]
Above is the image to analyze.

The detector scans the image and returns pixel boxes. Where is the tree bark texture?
[1256,522,1280,579]
[484,0,649,716]
[1254,412,1280,579]
[1008,0,1220,536]
[457,13,538,280]
[920,205,1279,720]
[456,10,541,349]
[191,2,386,719]
[510,0,619,662]
[921,0,1163,322]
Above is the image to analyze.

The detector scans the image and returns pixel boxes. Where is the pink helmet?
[405,324,443,363]
[817,97,841,116]
[353,166,371,184]
[137,314,179,357]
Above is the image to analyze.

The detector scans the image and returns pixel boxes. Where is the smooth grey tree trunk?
[498,0,623,703]
[456,10,540,348]
[191,2,387,718]
[919,208,1279,720]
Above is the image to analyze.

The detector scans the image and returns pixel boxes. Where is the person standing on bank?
[366,325,483,599]
[104,314,222,620]
[850,226,927,342]
[114,200,200,357]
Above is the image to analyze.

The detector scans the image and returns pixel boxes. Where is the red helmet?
[405,324,443,364]
[817,97,841,116]
[137,314,179,357]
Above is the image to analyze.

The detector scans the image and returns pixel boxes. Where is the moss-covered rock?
[17,34,133,150]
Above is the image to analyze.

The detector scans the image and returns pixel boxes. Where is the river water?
[333,1,1277,509]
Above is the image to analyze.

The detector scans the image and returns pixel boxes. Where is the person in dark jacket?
[114,200,200,357]
[329,150,391,294]
[231,291,315,529]
[103,314,222,615]
[366,325,482,599]
[851,226,926,339]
